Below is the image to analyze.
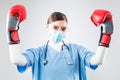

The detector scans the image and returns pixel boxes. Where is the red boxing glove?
[6,4,26,44]
[91,10,114,47]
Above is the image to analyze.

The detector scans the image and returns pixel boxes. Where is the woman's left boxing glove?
[91,9,114,47]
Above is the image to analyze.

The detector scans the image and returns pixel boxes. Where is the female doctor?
[7,5,113,80]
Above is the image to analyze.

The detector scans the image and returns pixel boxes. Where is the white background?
[0,0,120,80]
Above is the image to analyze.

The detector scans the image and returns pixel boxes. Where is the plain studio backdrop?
[0,0,120,80]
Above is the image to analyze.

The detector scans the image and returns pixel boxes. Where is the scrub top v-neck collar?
[46,45,73,65]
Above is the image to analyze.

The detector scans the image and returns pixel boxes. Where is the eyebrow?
[53,24,66,28]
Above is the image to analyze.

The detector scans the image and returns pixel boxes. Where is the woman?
[7,5,113,80]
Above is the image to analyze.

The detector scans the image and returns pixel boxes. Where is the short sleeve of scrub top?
[17,46,44,73]
[76,44,98,69]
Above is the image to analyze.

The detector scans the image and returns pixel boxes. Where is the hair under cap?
[47,12,68,24]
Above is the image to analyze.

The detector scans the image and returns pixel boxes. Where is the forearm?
[7,5,27,66]
[90,46,108,65]
[9,44,27,66]
[90,9,113,65]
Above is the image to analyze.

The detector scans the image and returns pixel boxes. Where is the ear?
[45,24,49,30]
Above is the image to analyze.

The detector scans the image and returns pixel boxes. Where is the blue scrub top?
[17,43,98,80]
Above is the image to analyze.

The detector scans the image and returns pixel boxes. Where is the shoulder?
[66,42,91,53]
[66,42,85,49]
[23,44,46,55]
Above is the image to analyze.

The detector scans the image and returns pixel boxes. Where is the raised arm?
[90,10,114,65]
[6,5,27,66]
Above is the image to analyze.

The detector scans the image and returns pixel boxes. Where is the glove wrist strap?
[8,29,20,44]
[99,33,111,47]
